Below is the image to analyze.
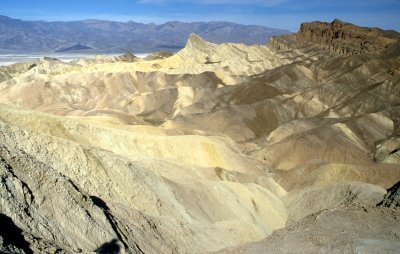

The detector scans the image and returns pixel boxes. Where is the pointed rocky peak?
[331,18,344,25]
[117,51,137,62]
[186,33,208,48]
[121,51,137,59]
[0,15,14,21]
[331,18,346,29]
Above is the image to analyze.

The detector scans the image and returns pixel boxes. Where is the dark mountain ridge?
[0,15,289,53]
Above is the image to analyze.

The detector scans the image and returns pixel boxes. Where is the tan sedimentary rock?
[216,205,400,254]
[0,19,399,253]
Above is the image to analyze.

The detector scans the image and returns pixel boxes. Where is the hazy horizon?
[0,52,151,67]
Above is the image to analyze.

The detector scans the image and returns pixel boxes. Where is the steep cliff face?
[379,181,400,208]
[298,19,400,55]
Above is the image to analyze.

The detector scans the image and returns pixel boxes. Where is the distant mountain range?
[0,15,289,53]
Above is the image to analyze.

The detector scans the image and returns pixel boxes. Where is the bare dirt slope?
[0,19,399,253]
[216,205,400,254]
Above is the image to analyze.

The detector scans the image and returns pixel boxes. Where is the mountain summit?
[298,19,400,54]
[0,16,289,53]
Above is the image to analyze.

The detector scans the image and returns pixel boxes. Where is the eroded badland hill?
[1,19,400,253]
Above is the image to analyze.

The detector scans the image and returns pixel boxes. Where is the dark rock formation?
[144,50,173,61]
[379,181,400,208]
[298,19,400,55]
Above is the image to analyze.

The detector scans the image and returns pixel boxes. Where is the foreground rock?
[216,205,400,254]
[0,104,288,253]
[379,181,400,208]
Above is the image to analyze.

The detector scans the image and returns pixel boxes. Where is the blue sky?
[0,0,399,31]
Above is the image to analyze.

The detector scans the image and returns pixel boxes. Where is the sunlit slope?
[0,104,286,253]
[0,19,399,253]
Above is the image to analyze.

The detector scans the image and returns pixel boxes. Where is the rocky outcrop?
[216,205,400,254]
[374,137,400,164]
[299,19,400,55]
[144,50,173,61]
[0,104,287,253]
[379,181,400,208]
[0,139,118,253]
